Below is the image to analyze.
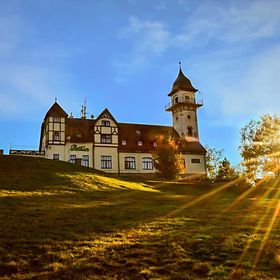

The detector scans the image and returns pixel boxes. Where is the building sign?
[70,144,89,152]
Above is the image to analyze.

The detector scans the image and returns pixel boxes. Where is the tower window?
[187,127,193,136]
[174,96,178,103]
[185,96,190,102]
[138,141,143,146]
[191,158,201,163]
[187,115,191,119]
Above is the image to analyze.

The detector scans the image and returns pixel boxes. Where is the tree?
[216,157,236,181]
[239,114,280,183]
[154,136,185,179]
[205,146,223,181]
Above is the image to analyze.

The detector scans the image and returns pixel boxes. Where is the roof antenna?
[81,98,87,119]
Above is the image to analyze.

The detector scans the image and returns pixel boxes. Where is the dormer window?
[138,141,143,146]
[122,140,127,146]
[101,120,110,127]
[54,116,60,122]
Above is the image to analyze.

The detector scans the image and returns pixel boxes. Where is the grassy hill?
[0,155,280,279]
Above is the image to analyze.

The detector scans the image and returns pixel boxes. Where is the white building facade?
[10,68,207,175]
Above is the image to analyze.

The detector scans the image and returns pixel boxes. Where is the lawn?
[0,155,280,279]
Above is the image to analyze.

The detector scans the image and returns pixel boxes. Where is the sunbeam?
[165,176,244,217]
[235,177,280,265]
[223,165,280,213]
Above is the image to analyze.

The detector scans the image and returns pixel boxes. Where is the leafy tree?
[239,114,280,183]
[205,146,223,181]
[216,157,236,181]
[154,136,185,179]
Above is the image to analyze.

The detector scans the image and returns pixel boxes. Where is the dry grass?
[0,155,280,279]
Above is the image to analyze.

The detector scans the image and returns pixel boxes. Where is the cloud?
[0,14,27,56]
[218,45,280,117]
[115,1,280,80]
[114,16,171,80]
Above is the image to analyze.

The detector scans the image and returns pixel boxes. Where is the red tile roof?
[118,122,206,154]
[45,102,68,119]
[65,118,94,143]
[168,68,197,96]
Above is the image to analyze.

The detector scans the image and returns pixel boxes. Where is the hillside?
[0,155,280,279]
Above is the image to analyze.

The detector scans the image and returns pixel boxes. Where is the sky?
[0,0,280,166]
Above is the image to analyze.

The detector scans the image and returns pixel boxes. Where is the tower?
[165,64,203,141]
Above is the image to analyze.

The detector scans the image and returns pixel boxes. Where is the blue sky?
[0,0,280,166]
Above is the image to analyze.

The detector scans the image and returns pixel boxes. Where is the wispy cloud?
[219,45,280,117]
[114,16,171,80]
[0,14,27,56]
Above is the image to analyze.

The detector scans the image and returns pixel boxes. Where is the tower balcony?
[165,99,203,111]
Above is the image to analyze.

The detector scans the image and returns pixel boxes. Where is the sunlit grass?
[1,155,280,279]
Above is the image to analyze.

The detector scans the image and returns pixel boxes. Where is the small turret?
[165,63,203,140]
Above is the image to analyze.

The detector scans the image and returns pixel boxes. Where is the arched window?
[174,96,178,104]
[187,126,193,136]
[124,157,136,169]
[142,157,153,170]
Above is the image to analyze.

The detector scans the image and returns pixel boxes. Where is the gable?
[94,108,118,127]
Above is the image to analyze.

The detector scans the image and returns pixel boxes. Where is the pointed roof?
[45,102,68,119]
[95,108,118,124]
[168,67,197,96]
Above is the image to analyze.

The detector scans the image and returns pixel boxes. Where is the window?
[54,116,60,122]
[191,158,201,163]
[187,126,193,136]
[101,120,110,127]
[138,141,143,146]
[101,155,112,169]
[101,134,112,144]
[174,96,178,103]
[122,140,127,146]
[125,157,136,169]
[187,115,191,119]
[53,131,60,141]
[142,157,153,170]
[53,154,59,160]
[185,96,190,102]
[153,142,157,147]
[82,155,89,167]
[69,155,76,164]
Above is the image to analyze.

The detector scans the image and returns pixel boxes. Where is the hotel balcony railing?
[165,99,203,111]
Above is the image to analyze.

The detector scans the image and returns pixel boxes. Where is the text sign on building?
[70,144,89,152]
